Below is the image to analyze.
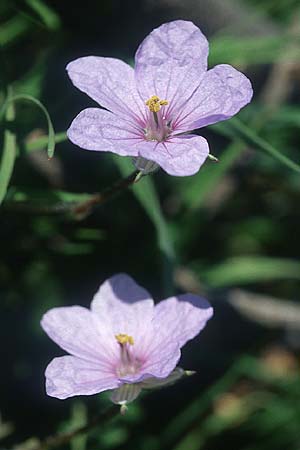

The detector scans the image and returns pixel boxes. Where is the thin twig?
[15,405,119,450]
[71,169,141,219]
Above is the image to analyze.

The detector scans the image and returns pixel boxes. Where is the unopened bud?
[208,153,219,162]
[185,370,196,377]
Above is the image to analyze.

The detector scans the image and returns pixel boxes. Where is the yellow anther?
[115,333,134,345]
[145,95,169,112]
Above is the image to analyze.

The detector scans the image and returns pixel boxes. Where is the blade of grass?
[180,142,242,210]
[209,34,300,66]
[194,256,300,288]
[24,131,67,154]
[1,94,56,158]
[24,0,61,30]
[7,187,93,204]
[161,356,252,447]
[0,88,16,204]
[0,15,29,47]
[113,156,175,294]
[229,117,300,174]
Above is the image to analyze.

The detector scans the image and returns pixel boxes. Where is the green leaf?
[179,111,300,212]
[24,0,61,30]
[13,53,49,98]
[113,156,176,294]
[209,35,300,66]
[7,187,93,204]
[195,256,300,288]
[179,142,242,210]
[222,118,300,174]
[161,356,252,447]
[1,94,56,158]
[0,15,29,47]
[270,106,300,127]
[24,131,67,154]
[0,89,17,205]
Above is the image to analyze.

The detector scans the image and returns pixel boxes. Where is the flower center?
[144,95,172,142]
[145,95,168,113]
[115,333,142,378]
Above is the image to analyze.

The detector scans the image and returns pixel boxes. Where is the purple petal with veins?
[41,274,213,404]
[67,20,253,177]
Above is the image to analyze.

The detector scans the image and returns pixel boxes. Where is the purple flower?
[41,274,213,407]
[67,20,253,176]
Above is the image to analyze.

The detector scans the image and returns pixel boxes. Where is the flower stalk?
[17,405,119,450]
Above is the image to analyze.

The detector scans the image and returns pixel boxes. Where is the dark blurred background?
[1,0,300,449]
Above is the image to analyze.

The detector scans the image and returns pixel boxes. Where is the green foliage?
[1,1,300,450]
[179,142,242,210]
[0,94,56,204]
[209,34,300,66]
[0,88,16,204]
[24,0,61,30]
[192,256,300,288]
[113,156,176,294]
[0,14,30,47]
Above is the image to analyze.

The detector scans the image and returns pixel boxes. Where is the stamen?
[115,333,134,346]
[145,95,168,113]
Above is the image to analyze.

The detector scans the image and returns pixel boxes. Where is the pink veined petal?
[134,295,212,381]
[135,20,208,113]
[66,56,145,123]
[153,294,213,348]
[91,274,155,342]
[135,338,181,381]
[67,108,144,156]
[174,64,253,133]
[45,356,119,399]
[138,135,209,176]
[111,325,181,384]
[41,306,119,365]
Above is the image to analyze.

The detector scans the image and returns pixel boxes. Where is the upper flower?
[41,274,213,405]
[66,20,253,176]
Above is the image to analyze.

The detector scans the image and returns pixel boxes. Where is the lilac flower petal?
[174,64,253,132]
[138,135,209,176]
[41,306,119,364]
[67,57,145,123]
[153,294,213,348]
[91,274,154,340]
[45,356,119,399]
[137,338,181,380]
[67,108,143,156]
[135,20,208,110]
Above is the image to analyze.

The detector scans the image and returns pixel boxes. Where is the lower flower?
[41,274,213,410]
